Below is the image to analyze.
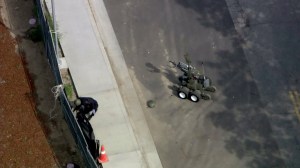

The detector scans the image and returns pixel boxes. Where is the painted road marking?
[289,90,300,122]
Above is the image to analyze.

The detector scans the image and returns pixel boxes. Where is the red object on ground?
[98,145,109,163]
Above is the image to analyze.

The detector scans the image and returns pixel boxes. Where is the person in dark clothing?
[74,97,98,120]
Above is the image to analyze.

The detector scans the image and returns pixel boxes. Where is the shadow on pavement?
[175,0,235,36]
[175,0,300,167]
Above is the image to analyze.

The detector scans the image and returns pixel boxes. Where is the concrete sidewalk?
[45,0,162,167]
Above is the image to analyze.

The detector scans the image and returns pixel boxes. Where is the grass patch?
[32,6,38,18]
[64,84,74,100]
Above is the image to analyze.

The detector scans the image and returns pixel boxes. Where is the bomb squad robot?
[170,54,216,102]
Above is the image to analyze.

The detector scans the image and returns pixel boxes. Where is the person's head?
[74,99,81,106]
